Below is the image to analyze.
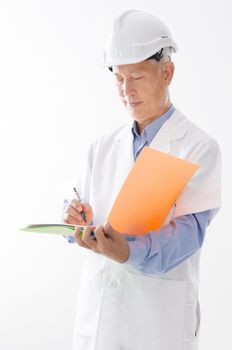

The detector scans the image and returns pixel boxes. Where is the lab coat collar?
[114,109,188,153]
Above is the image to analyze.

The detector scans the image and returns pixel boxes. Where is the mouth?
[127,101,142,109]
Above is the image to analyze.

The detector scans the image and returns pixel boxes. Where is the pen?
[73,187,87,222]
[73,187,95,239]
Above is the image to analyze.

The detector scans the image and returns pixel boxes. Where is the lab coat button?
[109,280,120,289]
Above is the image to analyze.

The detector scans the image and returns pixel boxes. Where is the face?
[113,59,174,129]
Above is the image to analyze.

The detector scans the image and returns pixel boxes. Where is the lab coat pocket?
[119,272,187,350]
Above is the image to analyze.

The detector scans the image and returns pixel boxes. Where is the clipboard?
[20,223,135,241]
[107,146,199,235]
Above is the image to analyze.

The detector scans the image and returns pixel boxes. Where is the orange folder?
[107,146,199,235]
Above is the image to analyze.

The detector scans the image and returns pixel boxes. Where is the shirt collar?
[131,104,175,144]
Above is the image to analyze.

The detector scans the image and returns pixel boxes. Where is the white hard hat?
[103,10,177,67]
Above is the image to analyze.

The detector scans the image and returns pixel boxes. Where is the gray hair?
[145,46,173,63]
[162,47,173,62]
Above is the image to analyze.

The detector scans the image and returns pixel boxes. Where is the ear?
[163,61,175,86]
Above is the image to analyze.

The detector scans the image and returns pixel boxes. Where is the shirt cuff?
[63,235,76,243]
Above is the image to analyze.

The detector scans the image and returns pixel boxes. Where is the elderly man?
[63,10,221,350]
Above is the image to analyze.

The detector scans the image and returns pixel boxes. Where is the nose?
[120,79,136,98]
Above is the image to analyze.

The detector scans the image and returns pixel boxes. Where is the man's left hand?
[74,223,130,263]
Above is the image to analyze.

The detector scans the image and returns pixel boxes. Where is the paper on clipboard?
[107,146,199,235]
[20,223,76,235]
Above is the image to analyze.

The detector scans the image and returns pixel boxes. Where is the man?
[63,10,221,350]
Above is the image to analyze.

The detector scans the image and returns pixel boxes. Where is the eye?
[133,76,143,80]
[115,74,124,83]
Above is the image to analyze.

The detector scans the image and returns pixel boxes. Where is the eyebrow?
[114,70,143,76]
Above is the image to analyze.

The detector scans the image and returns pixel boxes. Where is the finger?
[63,212,79,224]
[76,204,92,225]
[64,206,86,224]
[81,203,92,214]
[70,201,90,224]
[65,205,79,217]
[103,222,116,235]
[75,213,88,226]
[82,226,98,252]
[70,199,82,211]
[74,227,91,249]
[93,225,113,252]
[103,222,124,241]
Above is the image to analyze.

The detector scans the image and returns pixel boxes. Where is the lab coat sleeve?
[174,138,221,217]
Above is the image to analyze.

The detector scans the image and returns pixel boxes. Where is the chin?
[127,108,143,118]
[129,111,148,122]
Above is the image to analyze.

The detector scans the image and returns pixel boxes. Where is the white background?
[0,1,231,349]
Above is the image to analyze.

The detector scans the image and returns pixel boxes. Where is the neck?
[136,101,172,135]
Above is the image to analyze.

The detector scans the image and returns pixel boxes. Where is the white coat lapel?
[150,109,188,153]
[103,123,135,208]
[113,122,135,172]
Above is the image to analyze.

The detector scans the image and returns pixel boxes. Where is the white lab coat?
[71,109,221,350]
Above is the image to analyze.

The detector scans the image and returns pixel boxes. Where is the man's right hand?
[63,199,93,226]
